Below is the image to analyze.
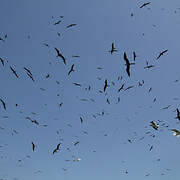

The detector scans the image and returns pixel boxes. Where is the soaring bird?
[68,64,74,75]
[27,73,35,82]
[53,143,61,154]
[54,48,66,65]
[24,67,32,76]
[31,142,35,151]
[66,24,77,28]
[0,58,4,66]
[175,108,180,121]
[157,49,168,60]
[150,121,159,130]
[133,51,136,61]
[10,66,19,78]
[123,52,135,77]
[73,83,82,87]
[74,141,80,146]
[80,117,83,123]
[0,99,6,110]
[104,79,108,92]
[109,43,117,54]
[171,129,180,137]
[140,2,151,8]
[54,20,61,25]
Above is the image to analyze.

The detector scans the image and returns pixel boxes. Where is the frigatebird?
[10,66,19,78]
[157,49,168,60]
[140,2,151,8]
[32,142,35,151]
[109,43,117,54]
[0,99,6,110]
[66,24,77,28]
[54,48,66,65]
[53,143,61,154]
[68,64,74,75]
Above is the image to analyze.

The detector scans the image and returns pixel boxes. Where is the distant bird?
[157,49,168,60]
[59,103,63,107]
[175,108,180,121]
[144,64,154,69]
[31,120,39,125]
[171,129,180,137]
[54,20,61,25]
[123,52,135,77]
[104,79,108,92]
[149,145,153,151]
[0,37,4,42]
[124,85,134,91]
[150,121,159,130]
[140,2,151,8]
[118,83,125,92]
[0,99,6,110]
[109,43,117,54]
[4,34,7,39]
[54,48,66,65]
[0,58,4,66]
[74,141,80,146]
[24,67,32,76]
[68,64,74,75]
[80,117,83,123]
[74,83,82,87]
[106,98,110,104]
[53,143,61,154]
[72,55,80,58]
[43,43,49,47]
[73,157,81,162]
[32,142,35,151]
[10,66,19,78]
[57,32,61,36]
[46,74,50,78]
[66,24,77,28]
[148,87,152,92]
[162,105,171,110]
[116,97,120,104]
[133,51,136,61]
[27,73,35,82]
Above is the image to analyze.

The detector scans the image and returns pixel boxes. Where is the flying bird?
[66,24,77,28]
[0,58,4,66]
[150,121,159,130]
[32,142,35,151]
[104,79,108,92]
[24,67,32,76]
[109,43,117,54]
[73,83,82,87]
[53,143,61,154]
[54,48,66,65]
[54,20,61,25]
[123,52,135,77]
[133,51,136,61]
[175,108,180,121]
[74,141,80,146]
[140,2,151,8]
[171,129,180,137]
[10,66,19,78]
[0,99,6,110]
[118,83,125,92]
[68,64,74,75]
[157,49,168,60]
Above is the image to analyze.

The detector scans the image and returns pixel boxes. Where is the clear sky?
[0,0,180,179]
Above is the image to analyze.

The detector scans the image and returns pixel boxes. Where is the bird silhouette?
[104,79,108,92]
[32,142,35,151]
[150,121,158,130]
[68,64,74,75]
[133,51,136,61]
[171,129,180,137]
[157,49,168,60]
[0,99,6,110]
[53,143,61,154]
[66,24,77,28]
[0,58,4,66]
[140,2,151,8]
[10,66,19,78]
[54,48,66,65]
[175,108,180,121]
[109,43,117,54]
[54,20,61,25]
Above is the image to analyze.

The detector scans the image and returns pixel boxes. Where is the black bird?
[123,52,135,77]
[66,24,77,28]
[118,83,125,92]
[4,34,7,39]
[140,2,151,8]
[73,83,82,87]
[109,43,117,54]
[175,108,180,121]
[150,121,158,130]
[31,120,39,125]
[0,99,6,110]
[32,142,35,151]
[0,37,4,42]
[157,49,168,60]
[53,143,61,154]
[54,48,66,65]
[24,67,32,76]
[10,66,19,78]
[133,51,136,61]
[68,64,74,75]
[72,55,80,58]
[104,79,108,92]
[124,85,134,91]
[54,20,61,25]
[74,141,80,146]
[106,98,110,104]
[0,58,4,66]
[27,73,35,82]
[80,117,83,123]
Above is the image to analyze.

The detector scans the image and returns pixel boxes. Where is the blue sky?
[1,0,180,179]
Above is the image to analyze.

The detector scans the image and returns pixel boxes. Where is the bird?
[123,52,135,77]
[31,142,35,151]
[74,83,82,87]
[150,121,159,130]
[68,64,74,75]
[66,24,77,28]
[171,129,180,137]
[175,108,180,121]
[109,43,117,54]
[104,79,108,92]
[54,20,61,25]
[26,73,35,82]
[140,2,151,8]
[157,49,168,60]
[53,143,61,154]
[54,48,66,65]
[31,120,39,125]
[118,84,125,92]
[24,67,33,76]
[0,37,4,42]
[74,141,80,146]
[0,58,4,66]
[133,51,136,61]
[80,117,83,123]
[10,66,19,78]
[0,99,6,110]
[124,85,134,91]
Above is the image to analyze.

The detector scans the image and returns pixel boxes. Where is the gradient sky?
[1,0,180,180]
